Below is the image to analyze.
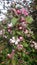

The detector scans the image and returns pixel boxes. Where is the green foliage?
[26,16,33,23]
[11,17,19,26]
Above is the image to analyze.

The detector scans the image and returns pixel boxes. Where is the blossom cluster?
[0,1,37,65]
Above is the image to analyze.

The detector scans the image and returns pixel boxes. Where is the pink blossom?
[21,8,28,16]
[17,44,23,51]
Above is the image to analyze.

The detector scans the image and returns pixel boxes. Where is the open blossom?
[17,44,23,51]
[9,38,15,44]
[33,41,37,49]
[15,38,20,45]
[30,41,37,49]
[30,41,37,45]
[7,22,13,28]
[9,37,20,45]
[21,8,28,16]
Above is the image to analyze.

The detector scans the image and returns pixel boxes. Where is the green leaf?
[22,53,25,57]
[16,31,22,35]
[11,17,18,26]
[26,16,33,23]
[23,41,28,47]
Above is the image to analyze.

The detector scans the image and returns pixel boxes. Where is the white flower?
[15,41,18,45]
[17,38,20,42]
[9,37,16,44]
[8,23,13,28]
[12,40,15,43]
[9,37,20,45]
[9,39,15,44]
[12,37,15,40]
[30,41,37,49]
[15,38,20,45]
